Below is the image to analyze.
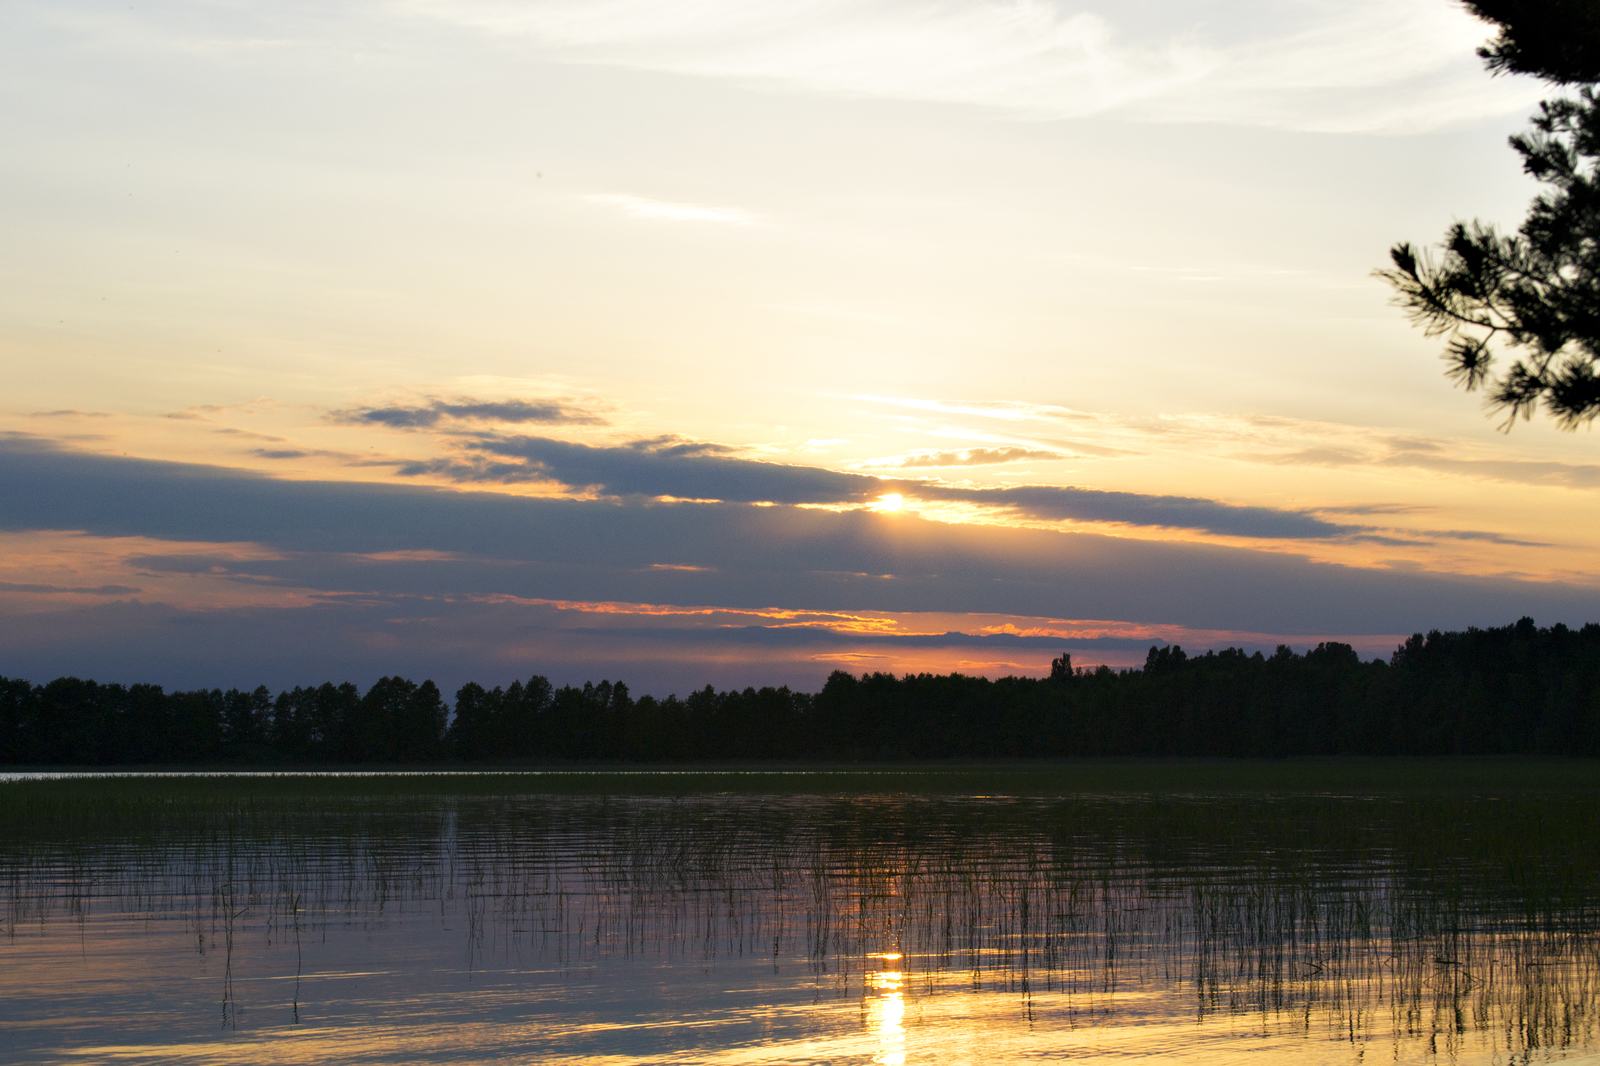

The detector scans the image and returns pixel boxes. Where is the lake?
[2,765,1598,1064]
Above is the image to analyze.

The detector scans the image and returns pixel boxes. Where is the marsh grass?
[2,763,1598,1057]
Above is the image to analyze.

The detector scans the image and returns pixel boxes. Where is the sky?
[5,0,1600,696]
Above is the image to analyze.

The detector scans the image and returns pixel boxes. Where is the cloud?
[1424,530,1549,548]
[586,193,759,223]
[863,398,1600,496]
[400,433,1359,539]
[862,447,1062,468]
[2,439,1596,642]
[0,582,141,595]
[1252,443,1600,490]
[918,483,1356,540]
[855,396,1095,423]
[851,395,1134,457]
[127,553,287,579]
[405,0,1539,132]
[251,447,352,461]
[6,431,1535,549]
[624,435,738,458]
[1385,453,1600,490]
[400,433,886,503]
[563,624,1162,650]
[330,398,605,430]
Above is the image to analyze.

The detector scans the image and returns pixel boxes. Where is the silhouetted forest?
[2,618,1597,764]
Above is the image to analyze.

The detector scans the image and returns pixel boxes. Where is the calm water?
[2,772,1598,1064]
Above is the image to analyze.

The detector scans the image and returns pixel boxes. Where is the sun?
[873,493,904,512]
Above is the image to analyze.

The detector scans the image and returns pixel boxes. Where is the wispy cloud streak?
[859,446,1061,468]
[330,398,605,429]
[404,0,1539,131]
[0,581,141,595]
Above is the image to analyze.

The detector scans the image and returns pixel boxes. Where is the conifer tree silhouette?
[1380,2,1600,427]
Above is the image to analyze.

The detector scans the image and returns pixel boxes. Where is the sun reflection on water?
[870,953,907,1066]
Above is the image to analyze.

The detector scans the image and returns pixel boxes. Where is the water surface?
[3,768,1597,1064]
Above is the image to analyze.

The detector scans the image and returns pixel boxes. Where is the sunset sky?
[5,0,1600,695]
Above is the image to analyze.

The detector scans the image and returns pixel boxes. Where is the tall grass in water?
[1,771,1597,1054]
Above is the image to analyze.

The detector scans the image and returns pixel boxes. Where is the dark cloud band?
[407,433,1358,540]
[0,438,1594,638]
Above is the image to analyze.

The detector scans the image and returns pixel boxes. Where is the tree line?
[1,618,1597,764]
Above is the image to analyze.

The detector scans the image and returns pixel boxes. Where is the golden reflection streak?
[870,953,906,1066]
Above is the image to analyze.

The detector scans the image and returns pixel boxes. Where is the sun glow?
[872,493,904,512]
